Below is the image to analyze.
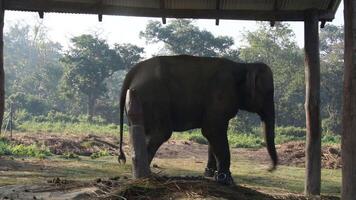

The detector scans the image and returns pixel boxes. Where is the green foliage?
[140,19,240,60]
[4,22,63,111]
[173,125,340,148]
[275,126,305,137]
[320,25,344,135]
[90,150,110,159]
[322,134,341,145]
[17,121,121,135]
[9,93,49,116]
[33,111,79,123]
[228,133,263,148]
[60,34,122,119]
[189,135,208,145]
[0,139,52,159]
[60,152,80,160]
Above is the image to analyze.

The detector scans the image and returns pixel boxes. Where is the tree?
[319,25,344,134]
[4,21,63,115]
[140,19,240,60]
[101,43,145,123]
[61,34,122,120]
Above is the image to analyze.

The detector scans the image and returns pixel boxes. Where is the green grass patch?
[90,150,110,159]
[172,127,340,148]
[60,152,81,160]
[16,121,126,135]
[0,138,52,158]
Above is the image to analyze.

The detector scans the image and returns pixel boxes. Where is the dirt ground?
[8,133,342,169]
[0,133,341,199]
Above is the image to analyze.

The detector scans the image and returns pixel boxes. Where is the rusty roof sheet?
[3,0,341,22]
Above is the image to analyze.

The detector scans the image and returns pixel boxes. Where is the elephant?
[118,55,278,185]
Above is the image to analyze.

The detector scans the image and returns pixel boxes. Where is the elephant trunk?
[260,100,278,170]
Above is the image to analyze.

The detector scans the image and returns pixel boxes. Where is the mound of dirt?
[278,141,341,169]
[11,133,121,156]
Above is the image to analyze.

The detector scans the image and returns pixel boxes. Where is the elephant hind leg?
[146,129,172,165]
[204,145,217,177]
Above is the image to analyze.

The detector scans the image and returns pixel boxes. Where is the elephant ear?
[247,68,258,101]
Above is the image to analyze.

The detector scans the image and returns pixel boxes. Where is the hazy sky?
[4,3,344,57]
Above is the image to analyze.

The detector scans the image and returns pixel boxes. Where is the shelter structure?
[0,0,348,198]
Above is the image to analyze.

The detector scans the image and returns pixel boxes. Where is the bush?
[276,126,306,138]
[322,117,341,135]
[60,152,80,160]
[228,133,263,148]
[91,150,110,159]
[9,92,49,116]
[11,144,52,159]
[322,134,341,145]
[0,139,52,159]
[188,135,208,144]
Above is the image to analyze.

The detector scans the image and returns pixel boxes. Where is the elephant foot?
[204,167,216,178]
[214,171,235,186]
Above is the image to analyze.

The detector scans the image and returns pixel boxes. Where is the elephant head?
[241,64,278,170]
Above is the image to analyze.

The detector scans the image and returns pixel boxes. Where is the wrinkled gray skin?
[119,55,277,182]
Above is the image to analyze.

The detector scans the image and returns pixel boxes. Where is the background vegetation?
[1,20,344,144]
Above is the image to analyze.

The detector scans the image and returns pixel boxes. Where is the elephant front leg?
[202,121,234,185]
[204,145,217,177]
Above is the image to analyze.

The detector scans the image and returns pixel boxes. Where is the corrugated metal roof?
[3,0,341,22]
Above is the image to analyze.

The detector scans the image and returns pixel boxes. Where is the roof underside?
[4,0,341,22]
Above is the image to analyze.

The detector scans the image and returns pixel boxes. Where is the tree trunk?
[342,0,356,199]
[304,9,321,196]
[0,2,4,133]
[87,94,95,122]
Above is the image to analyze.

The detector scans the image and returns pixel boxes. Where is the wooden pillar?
[304,9,321,196]
[125,89,150,178]
[0,0,4,134]
[342,0,356,199]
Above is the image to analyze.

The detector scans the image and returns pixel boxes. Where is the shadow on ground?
[101,176,340,200]
[0,175,340,200]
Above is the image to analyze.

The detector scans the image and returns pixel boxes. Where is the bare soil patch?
[8,133,341,169]
[243,141,341,169]
[0,133,341,199]
[10,133,120,156]
[278,141,341,169]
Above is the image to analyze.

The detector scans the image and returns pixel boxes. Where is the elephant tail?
[118,84,127,164]
[118,70,134,164]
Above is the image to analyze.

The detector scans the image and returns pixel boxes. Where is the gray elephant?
[118,55,277,185]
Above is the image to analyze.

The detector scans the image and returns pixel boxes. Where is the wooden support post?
[342,0,356,199]
[0,0,4,134]
[160,0,166,24]
[304,9,321,196]
[125,89,150,179]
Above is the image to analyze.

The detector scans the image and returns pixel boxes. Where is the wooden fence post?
[0,0,4,134]
[125,89,150,178]
[304,9,321,196]
[342,0,356,199]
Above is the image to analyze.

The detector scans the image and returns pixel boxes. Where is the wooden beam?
[342,0,356,199]
[215,0,220,26]
[97,0,102,22]
[160,0,166,24]
[304,9,321,196]
[38,11,43,19]
[3,0,336,22]
[0,0,4,134]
